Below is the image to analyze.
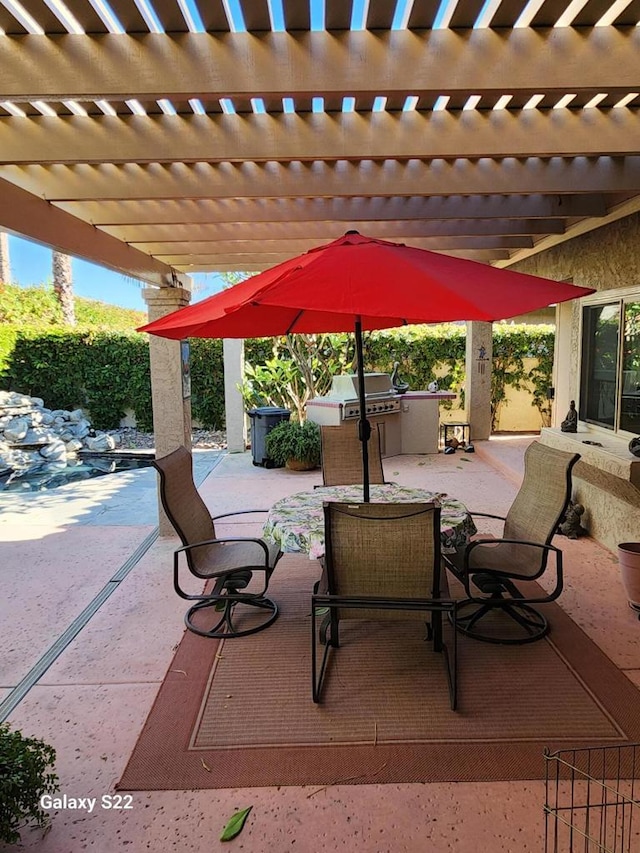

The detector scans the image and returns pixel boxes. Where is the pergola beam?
[61,194,607,225]
[0,177,176,286]
[1,111,638,164]
[134,235,534,254]
[168,248,511,268]
[0,29,638,100]
[108,219,565,241]
[3,158,640,201]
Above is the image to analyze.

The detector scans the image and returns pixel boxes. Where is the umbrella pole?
[355,319,371,502]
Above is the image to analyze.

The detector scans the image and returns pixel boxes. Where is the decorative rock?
[0,390,120,488]
[42,460,67,473]
[7,449,38,470]
[71,420,91,439]
[0,391,31,408]
[4,418,29,442]
[84,433,116,452]
[40,439,67,462]
[15,427,50,446]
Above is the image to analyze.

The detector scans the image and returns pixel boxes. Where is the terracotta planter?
[618,543,640,616]
[285,458,317,471]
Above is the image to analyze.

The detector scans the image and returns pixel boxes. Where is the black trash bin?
[247,407,291,467]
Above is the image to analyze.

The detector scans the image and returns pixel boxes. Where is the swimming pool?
[0,453,154,492]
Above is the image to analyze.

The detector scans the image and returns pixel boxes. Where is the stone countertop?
[399,391,457,400]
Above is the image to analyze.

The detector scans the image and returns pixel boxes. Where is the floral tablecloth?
[263,484,477,560]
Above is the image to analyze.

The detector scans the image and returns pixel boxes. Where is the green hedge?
[3,330,154,430]
[0,325,554,431]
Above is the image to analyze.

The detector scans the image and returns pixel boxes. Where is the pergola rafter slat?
[0,4,638,273]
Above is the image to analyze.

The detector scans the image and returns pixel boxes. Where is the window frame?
[579,287,640,438]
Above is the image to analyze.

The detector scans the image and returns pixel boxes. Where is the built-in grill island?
[306,373,456,456]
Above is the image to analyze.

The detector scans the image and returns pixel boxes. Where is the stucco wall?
[507,213,640,292]
[511,214,640,551]
[509,212,640,414]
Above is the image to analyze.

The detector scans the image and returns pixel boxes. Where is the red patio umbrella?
[139,231,594,499]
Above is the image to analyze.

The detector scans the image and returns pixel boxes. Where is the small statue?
[558,501,588,539]
[390,361,409,394]
[427,380,439,393]
[561,400,578,433]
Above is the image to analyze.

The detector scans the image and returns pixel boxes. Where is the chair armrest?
[175,535,272,565]
[465,537,562,589]
[172,535,277,600]
[466,536,561,556]
[211,509,269,521]
[468,511,507,521]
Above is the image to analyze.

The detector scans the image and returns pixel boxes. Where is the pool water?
[0,454,154,492]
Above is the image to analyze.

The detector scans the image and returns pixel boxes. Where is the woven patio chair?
[312,501,459,709]
[153,446,281,639]
[442,441,580,644]
[320,422,386,486]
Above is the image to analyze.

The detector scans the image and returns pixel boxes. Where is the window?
[580,298,640,434]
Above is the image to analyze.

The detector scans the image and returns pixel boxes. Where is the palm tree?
[52,251,75,326]
[0,231,11,283]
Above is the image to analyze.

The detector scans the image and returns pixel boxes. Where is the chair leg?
[453,598,548,644]
[438,606,458,710]
[312,601,338,703]
[318,610,340,648]
[429,613,439,649]
[185,594,279,639]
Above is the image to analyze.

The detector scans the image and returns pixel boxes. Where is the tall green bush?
[3,331,149,429]
[0,321,554,432]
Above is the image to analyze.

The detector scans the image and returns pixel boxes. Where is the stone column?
[465,321,493,441]
[143,286,192,535]
[0,231,11,283]
[223,338,247,452]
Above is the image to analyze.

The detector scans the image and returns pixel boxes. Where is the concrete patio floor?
[1,436,639,852]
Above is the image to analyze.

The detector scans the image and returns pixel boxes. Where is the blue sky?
[7,234,227,311]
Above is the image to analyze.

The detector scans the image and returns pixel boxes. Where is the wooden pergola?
[0,1,638,282]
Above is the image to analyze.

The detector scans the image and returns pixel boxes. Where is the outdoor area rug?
[118,554,640,790]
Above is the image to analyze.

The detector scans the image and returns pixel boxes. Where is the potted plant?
[265,420,321,471]
[618,542,640,618]
[0,722,59,845]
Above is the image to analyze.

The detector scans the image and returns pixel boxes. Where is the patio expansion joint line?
[0,451,225,722]
[0,527,159,722]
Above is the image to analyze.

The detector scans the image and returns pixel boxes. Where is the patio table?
[263,484,476,560]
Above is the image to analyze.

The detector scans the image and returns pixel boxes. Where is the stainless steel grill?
[306,373,401,424]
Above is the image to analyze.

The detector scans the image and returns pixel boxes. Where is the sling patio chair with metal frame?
[319,422,386,487]
[153,446,281,639]
[312,501,459,709]
[442,441,580,645]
